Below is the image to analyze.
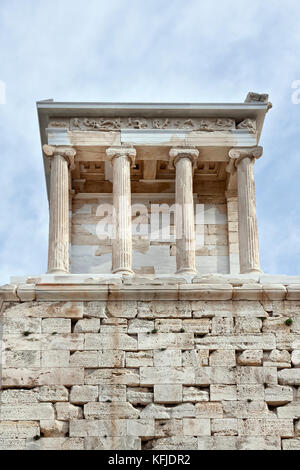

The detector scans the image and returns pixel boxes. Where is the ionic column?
[43,145,76,274]
[106,145,136,274]
[228,146,263,274]
[169,147,199,274]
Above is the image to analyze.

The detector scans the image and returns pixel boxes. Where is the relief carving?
[48,116,257,133]
[237,118,257,134]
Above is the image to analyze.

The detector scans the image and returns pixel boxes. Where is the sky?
[0,0,299,284]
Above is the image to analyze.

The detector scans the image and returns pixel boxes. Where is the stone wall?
[1,297,300,450]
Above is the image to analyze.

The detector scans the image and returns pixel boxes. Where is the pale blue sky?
[0,0,300,284]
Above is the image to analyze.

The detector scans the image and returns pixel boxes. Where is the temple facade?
[1,93,300,451]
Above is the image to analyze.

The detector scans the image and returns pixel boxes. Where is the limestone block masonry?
[1,280,300,450]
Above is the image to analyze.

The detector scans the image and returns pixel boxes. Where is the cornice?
[1,280,300,302]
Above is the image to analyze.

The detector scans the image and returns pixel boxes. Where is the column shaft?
[48,154,70,273]
[107,146,136,275]
[112,155,133,274]
[236,156,260,273]
[170,147,198,274]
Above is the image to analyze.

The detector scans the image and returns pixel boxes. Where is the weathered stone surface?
[210,385,237,401]
[195,334,275,350]
[138,301,191,318]
[238,419,294,437]
[3,334,83,351]
[154,319,182,333]
[0,421,39,438]
[222,401,270,418]
[126,419,155,437]
[265,349,291,368]
[282,438,300,450]
[1,368,84,387]
[182,419,210,436]
[99,385,127,402]
[277,402,300,419]
[237,350,263,366]
[154,385,182,403]
[40,420,69,437]
[138,332,194,350]
[35,437,85,450]
[182,349,208,367]
[140,367,195,385]
[84,402,139,419]
[196,402,223,418]
[197,436,281,450]
[41,350,70,367]
[0,439,28,450]
[278,369,300,385]
[236,385,264,401]
[128,318,154,333]
[209,350,235,366]
[291,350,300,367]
[85,436,140,450]
[148,436,197,450]
[70,419,127,437]
[70,385,98,404]
[154,419,183,438]
[85,368,139,385]
[107,301,137,318]
[3,317,41,334]
[235,318,262,333]
[83,301,107,318]
[154,349,182,367]
[182,386,209,403]
[195,367,236,385]
[2,350,41,368]
[38,385,69,402]
[74,319,100,333]
[236,367,277,384]
[126,351,153,367]
[0,389,38,404]
[55,402,83,420]
[211,418,238,436]
[1,404,54,420]
[127,388,153,405]
[265,385,293,405]
[85,333,137,350]
[3,302,84,319]
[42,318,71,333]
[140,403,170,419]
[70,350,125,368]
[211,317,234,335]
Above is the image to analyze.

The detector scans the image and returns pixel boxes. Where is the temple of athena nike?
[1,92,300,450]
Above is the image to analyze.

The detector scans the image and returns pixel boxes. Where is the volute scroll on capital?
[106,145,136,168]
[169,146,199,171]
[226,146,263,174]
[43,144,77,170]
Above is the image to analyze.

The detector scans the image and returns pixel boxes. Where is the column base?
[112,268,134,275]
[176,268,198,275]
[240,268,262,274]
[47,269,69,275]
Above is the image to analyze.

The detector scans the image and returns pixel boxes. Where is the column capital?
[169,146,199,170]
[106,145,136,167]
[227,146,263,173]
[43,144,76,170]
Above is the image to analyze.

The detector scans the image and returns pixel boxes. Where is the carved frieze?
[237,118,256,134]
[48,116,251,132]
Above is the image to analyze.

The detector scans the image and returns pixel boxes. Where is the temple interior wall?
[71,187,233,275]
